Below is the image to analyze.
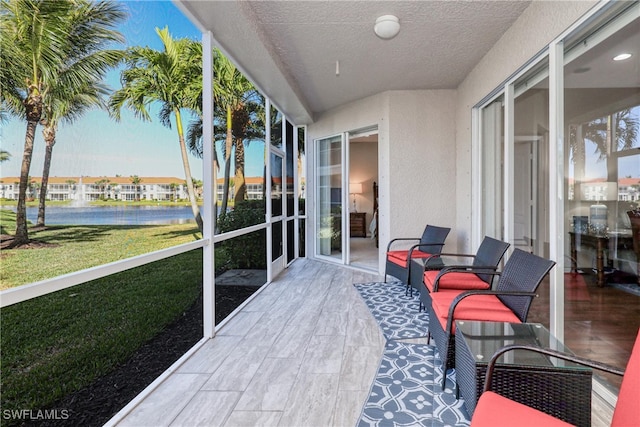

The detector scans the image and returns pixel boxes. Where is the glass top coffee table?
[455,320,592,427]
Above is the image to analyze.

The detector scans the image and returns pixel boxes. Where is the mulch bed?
[25,285,259,427]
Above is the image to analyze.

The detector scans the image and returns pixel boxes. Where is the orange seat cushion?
[613,330,640,426]
[431,292,521,333]
[423,270,491,292]
[387,250,434,268]
[471,391,573,427]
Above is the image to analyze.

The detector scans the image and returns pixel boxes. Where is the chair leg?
[441,342,449,390]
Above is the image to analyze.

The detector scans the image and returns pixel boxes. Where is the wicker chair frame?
[384,224,450,295]
[428,249,555,388]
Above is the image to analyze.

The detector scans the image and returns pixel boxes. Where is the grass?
[0,209,205,420]
[0,209,202,289]
[0,249,203,417]
[0,209,257,420]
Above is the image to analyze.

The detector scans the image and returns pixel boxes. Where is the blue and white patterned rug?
[354,281,429,340]
[355,281,471,426]
[357,341,470,427]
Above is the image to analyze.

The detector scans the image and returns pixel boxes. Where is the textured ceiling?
[178,0,532,124]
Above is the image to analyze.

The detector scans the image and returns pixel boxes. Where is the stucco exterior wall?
[386,90,457,243]
[308,90,457,267]
[307,92,388,264]
[454,0,597,251]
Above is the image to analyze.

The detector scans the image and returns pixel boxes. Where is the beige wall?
[386,90,457,241]
[308,90,457,268]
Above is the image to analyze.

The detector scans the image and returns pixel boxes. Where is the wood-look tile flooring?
[111,259,620,427]
[112,259,386,426]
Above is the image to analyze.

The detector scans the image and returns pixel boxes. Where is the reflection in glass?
[272,220,283,261]
[299,218,306,257]
[298,127,306,217]
[287,219,295,263]
[270,105,283,150]
[316,135,342,258]
[513,59,549,257]
[480,96,504,240]
[286,120,295,217]
[511,60,550,333]
[562,13,640,390]
[271,153,283,217]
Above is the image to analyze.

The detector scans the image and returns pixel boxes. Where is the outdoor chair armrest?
[445,289,538,335]
[432,266,500,292]
[482,344,625,393]
[438,252,476,260]
[404,242,446,258]
[386,237,421,252]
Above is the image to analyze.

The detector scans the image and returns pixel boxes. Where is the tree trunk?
[14,92,43,246]
[175,109,203,231]
[234,137,246,204]
[220,106,233,214]
[37,126,56,227]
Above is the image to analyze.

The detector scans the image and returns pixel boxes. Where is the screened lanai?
[1,1,638,425]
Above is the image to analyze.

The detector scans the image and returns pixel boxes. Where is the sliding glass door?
[315,134,344,260]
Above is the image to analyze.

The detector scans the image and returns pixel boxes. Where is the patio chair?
[384,224,450,295]
[471,328,640,427]
[428,248,555,388]
[416,236,510,312]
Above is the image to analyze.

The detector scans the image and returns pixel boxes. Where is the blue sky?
[0,0,264,181]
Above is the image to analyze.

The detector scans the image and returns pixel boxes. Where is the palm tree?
[95,178,110,200]
[169,182,178,201]
[190,49,257,215]
[232,93,264,205]
[0,150,11,162]
[130,175,142,201]
[1,0,125,242]
[109,27,203,231]
[36,1,125,227]
[1,0,73,246]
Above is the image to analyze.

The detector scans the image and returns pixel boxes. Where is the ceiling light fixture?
[374,15,400,40]
[613,53,632,61]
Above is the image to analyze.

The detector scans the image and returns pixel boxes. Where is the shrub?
[216,200,267,270]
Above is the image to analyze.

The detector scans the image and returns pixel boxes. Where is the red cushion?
[471,391,573,427]
[423,270,491,292]
[431,292,522,333]
[387,250,433,268]
[612,330,640,426]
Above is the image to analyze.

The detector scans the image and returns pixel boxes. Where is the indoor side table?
[455,320,592,427]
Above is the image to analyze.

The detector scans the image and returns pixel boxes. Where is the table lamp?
[349,183,363,212]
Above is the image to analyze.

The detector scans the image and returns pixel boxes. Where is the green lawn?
[1,209,202,289]
[0,249,203,418]
[0,210,204,420]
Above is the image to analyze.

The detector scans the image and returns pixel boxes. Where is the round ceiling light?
[374,15,400,40]
[613,53,632,61]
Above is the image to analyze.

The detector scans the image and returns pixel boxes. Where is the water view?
[24,205,197,226]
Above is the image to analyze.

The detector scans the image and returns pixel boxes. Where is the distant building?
[567,177,640,203]
[0,176,191,202]
[0,175,308,204]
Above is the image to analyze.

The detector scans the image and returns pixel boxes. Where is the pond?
[24,205,198,226]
